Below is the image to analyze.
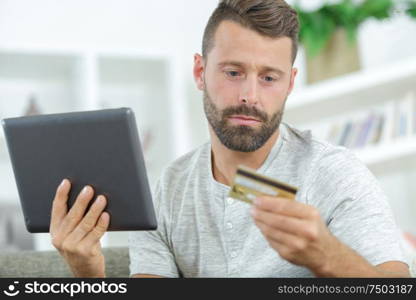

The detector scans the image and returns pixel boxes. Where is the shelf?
[285,56,416,125]
[98,55,174,185]
[354,137,416,170]
[0,51,83,118]
[0,47,186,251]
[0,48,183,181]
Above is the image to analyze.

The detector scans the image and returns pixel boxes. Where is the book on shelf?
[369,114,385,146]
[393,92,414,139]
[354,113,374,148]
[308,92,416,150]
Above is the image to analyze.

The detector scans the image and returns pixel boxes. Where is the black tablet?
[2,108,157,233]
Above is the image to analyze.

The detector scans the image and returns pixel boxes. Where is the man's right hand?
[50,179,110,278]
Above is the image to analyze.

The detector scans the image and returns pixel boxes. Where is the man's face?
[195,20,297,152]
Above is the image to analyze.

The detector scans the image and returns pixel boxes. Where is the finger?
[255,219,304,250]
[50,179,71,235]
[254,196,318,220]
[268,239,292,260]
[251,207,308,237]
[58,185,95,237]
[80,212,110,249]
[65,195,108,244]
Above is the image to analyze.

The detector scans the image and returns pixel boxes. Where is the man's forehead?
[209,20,292,69]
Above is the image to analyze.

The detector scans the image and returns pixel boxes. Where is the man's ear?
[287,67,298,95]
[193,53,205,91]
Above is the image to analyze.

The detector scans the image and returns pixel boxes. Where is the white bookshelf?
[286,56,416,125]
[355,137,416,169]
[0,46,188,251]
[284,55,416,233]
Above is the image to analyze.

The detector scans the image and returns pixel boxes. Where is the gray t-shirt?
[129,123,406,277]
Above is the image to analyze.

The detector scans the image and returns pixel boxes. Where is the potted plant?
[294,0,416,84]
[407,0,416,17]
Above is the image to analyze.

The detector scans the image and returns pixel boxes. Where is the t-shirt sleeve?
[307,146,407,267]
[128,177,179,278]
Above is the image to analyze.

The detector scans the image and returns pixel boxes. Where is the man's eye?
[263,76,276,82]
[226,71,240,77]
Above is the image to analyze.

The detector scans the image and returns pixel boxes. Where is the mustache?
[221,105,268,122]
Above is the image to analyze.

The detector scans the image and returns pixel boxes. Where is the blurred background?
[0,0,415,263]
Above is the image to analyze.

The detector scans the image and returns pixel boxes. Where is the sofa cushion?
[0,247,129,278]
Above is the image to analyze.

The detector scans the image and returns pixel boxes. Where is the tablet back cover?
[2,108,157,233]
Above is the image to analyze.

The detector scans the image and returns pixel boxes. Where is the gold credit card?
[228,165,297,204]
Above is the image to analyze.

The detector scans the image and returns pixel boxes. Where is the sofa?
[0,247,130,278]
[0,246,414,278]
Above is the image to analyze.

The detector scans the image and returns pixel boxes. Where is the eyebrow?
[218,61,285,76]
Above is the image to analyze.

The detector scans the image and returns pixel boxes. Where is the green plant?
[408,0,416,18]
[295,0,415,57]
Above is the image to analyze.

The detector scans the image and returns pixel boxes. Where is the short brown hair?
[202,0,299,64]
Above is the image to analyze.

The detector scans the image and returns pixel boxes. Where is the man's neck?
[210,128,280,186]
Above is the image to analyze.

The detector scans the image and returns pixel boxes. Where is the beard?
[203,90,285,152]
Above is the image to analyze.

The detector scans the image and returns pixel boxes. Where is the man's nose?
[239,75,258,105]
